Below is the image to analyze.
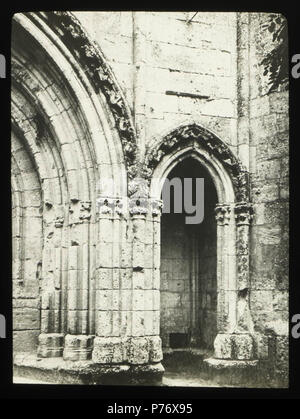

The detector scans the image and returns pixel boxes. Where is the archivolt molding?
[26,11,137,179]
[11,153,25,284]
[144,123,250,203]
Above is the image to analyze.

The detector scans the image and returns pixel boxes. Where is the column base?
[214,332,255,360]
[203,357,259,386]
[37,333,64,358]
[63,335,94,361]
[92,336,163,364]
[13,353,164,385]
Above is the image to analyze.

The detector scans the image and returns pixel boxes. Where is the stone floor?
[13,349,231,387]
[13,373,228,387]
[13,349,273,387]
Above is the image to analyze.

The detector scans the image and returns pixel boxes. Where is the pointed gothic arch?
[144,123,256,361]
[145,123,250,204]
[11,11,136,360]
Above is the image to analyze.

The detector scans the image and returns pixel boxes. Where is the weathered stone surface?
[149,336,163,363]
[13,308,40,330]
[63,335,94,361]
[214,333,255,361]
[232,334,254,360]
[37,333,64,358]
[14,353,164,385]
[214,333,233,359]
[127,337,149,364]
[11,11,288,388]
[92,337,127,364]
[13,330,40,353]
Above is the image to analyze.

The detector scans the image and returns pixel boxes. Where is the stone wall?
[247,13,289,381]
[73,11,238,147]
[12,131,42,352]
[11,11,289,386]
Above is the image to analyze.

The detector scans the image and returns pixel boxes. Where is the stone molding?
[144,124,250,202]
[17,11,138,179]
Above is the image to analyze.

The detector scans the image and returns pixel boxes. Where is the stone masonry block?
[37,333,64,358]
[128,337,149,365]
[63,334,94,361]
[92,337,127,364]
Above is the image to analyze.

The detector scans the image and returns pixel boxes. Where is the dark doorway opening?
[160,157,218,351]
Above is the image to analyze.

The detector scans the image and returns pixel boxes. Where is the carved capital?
[97,198,113,215]
[69,199,92,223]
[234,202,253,226]
[97,197,125,216]
[151,199,164,216]
[129,197,149,216]
[215,204,231,225]
[54,216,64,228]
[79,201,92,220]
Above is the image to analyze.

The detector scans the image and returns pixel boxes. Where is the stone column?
[190,232,200,346]
[214,204,234,334]
[234,202,255,335]
[149,199,164,364]
[37,205,65,358]
[91,193,163,380]
[62,200,94,361]
[92,197,127,365]
[126,195,163,367]
[213,202,256,361]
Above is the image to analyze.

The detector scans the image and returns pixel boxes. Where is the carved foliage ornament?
[234,202,254,225]
[144,124,250,202]
[215,204,231,225]
[97,197,124,216]
[28,11,137,179]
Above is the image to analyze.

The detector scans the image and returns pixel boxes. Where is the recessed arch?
[12,14,128,198]
[144,123,254,356]
[11,11,135,356]
[160,157,219,350]
[149,145,235,205]
[145,123,250,204]
[14,10,137,182]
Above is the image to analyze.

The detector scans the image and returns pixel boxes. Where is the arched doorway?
[12,12,133,362]
[160,157,218,351]
[147,124,255,365]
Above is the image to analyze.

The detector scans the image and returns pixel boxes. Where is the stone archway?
[11,12,136,363]
[145,123,256,363]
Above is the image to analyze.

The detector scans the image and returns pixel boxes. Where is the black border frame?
[1,1,299,402]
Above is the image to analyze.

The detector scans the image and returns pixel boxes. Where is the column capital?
[150,199,163,217]
[234,202,253,226]
[129,197,149,216]
[215,204,231,225]
[68,199,92,224]
[97,197,125,216]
